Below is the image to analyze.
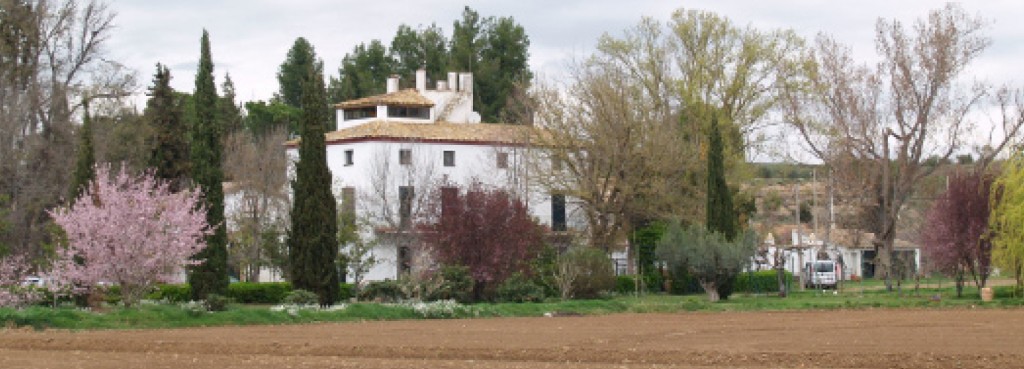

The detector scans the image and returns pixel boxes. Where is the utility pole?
[795,182,804,291]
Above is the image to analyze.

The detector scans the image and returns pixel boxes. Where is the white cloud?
[106,0,1024,107]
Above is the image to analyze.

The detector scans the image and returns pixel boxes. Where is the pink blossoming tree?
[0,254,41,308]
[49,165,211,307]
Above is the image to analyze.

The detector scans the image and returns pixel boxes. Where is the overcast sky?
[105,0,1024,104]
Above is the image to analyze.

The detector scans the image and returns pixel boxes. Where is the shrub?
[615,276,636,294]
[560,247,616,299]
[148,284,191,302]
[358,280,405,302]
[203,294,232,311]
[228,282,291,304]
[427,265,475,303]
[282,289,319,305]
[338,283,354,301]
[495,273,545,302]
[656,223,757,302]
[733,270,793,294]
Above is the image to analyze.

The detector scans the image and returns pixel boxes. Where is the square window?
[399,149,412,165]
[344,150,354,166]
[496,152,509,169]
[443,150,455,167]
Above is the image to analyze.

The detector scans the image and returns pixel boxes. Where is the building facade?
[287,69,574,283]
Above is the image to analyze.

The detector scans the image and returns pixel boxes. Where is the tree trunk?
[700,280,720,302]
[775,266,787,297]
[955,271,965,298]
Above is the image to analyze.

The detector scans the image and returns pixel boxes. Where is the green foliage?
[288,60,340,306]
[5,281,1024,330]
[148,283,352,304]
[564,247,617,299]
[450,7,532,122]
[148,284,191,302]
[495,273,545,303]
[733,270,794,294]
[67,99,95,204]
[277,38,318,108]
[706,116,737,241]
[390,23,449,82]
[428,265,475,303]
[329,40,393,104]
[228,282,291,304]
[243,99,301,136]
[218,74,244,135]
[188,30,229,300]
[630,221,666,276]
[657,222,757,301]
[359,280,404,302]
[615,276,637,294]
[991,152,1024,295]
[282,289,319,305]
[146,63,189,192]
[529,246,559,297]
[203,294,232,312]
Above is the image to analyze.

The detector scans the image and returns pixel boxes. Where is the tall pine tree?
[277,38,317,108]
[67,98,95,204]
[188,30,229,300]
[706,116,736,241]
[146,63,190,192]
[288,60,340,306]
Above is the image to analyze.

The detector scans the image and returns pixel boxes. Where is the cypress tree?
[706,116,736,241]
[287,61,339,306]
[67,98,95,204]
[146,63,189,192]
[188,30,229,300]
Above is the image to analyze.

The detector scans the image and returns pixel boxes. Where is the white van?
[804,261,837,289]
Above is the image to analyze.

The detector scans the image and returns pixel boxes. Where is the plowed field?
[2,308,1021,368]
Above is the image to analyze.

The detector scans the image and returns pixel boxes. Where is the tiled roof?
[334,89,434,109]
[285,120,547,147]
[326,120,544,145]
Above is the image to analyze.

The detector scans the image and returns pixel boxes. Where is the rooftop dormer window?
[343,107,376,121]
[388,106,429,119]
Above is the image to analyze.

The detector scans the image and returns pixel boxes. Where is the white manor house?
[286,69,581,282]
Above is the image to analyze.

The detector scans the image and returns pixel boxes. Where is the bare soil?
[1,308,1022,368]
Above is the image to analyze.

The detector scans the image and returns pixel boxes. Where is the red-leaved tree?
[48,165,211,307]
[920,170,993,297]
[421,183,545,300]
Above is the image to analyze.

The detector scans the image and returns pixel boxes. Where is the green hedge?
[734,270,793,293]
[228,282,291,304]
[147,282,354,304]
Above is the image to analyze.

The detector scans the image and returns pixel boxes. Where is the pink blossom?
[48,164,211,307]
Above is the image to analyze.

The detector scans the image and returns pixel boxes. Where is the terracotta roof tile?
[331,120,543,145]
[286,120,548,147]
[335,89,434,109]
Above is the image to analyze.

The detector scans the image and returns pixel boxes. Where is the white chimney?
[415,68,427,92]
[448,72,458,92]
[459,73,473,94]
[386,75,399,93]
[437,81,448,91]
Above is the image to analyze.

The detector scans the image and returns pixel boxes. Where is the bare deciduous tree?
[783,4,1021,290]
[224,128,290,282]
[0,0,132,256]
